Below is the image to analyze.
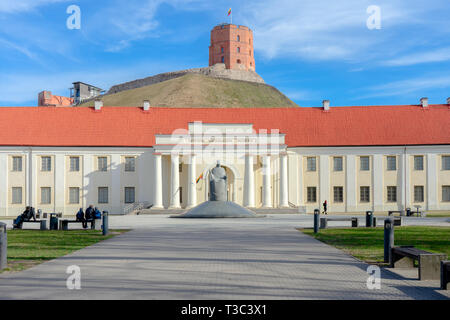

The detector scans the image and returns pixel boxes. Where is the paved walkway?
[0,215,448,299]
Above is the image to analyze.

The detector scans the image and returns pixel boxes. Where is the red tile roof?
[0,105,449,147]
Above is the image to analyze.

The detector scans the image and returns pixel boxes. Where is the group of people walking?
[76,205,102,229]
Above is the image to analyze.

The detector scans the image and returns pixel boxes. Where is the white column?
[111,154,122,213]
[187,154,197,208]
[0,153,8,216]
[153,154,163,209]
[244,154,255,207]
[169,154,181,209]
[279,153,289,208]
[319,155,330,207]
[373,154,383,211]
[54,154,65,214]
[262,155,272,208]
[346,155,357,212]
[82,155,93,209]
[401,152,411,210]
[298,156,304,206]
[426,153,437,210]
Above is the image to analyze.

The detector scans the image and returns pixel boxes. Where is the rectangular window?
[98,187,109,204]
[333,157,343,171]
[414,156,424,171]
[387,186,397,202]
[443,156,450,170]
[98,157,108,172]
[360,156,370,171]
[333,186,344,203]
[12,156,23,172]
[306,157,316,172]
[12,187,22,204]
[70,157,80,172]
[125,187,135,204]
[41,156,52,171]
[387,156,396,171]
[125,157,135,172]
[442,186,450,202]
[360,186,370,203]
[69,187,80,204]
[307,187,317,203]
[41,187,51,204]
[179,163,183,173]
[414,186,424,203]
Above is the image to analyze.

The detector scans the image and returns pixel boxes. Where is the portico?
[152,122,288,210]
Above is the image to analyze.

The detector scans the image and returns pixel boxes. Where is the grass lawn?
[2,229,128,273]
[301,226,450,266]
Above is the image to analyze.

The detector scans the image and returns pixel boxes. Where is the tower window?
[237,35,240,42]
[237,47,240,53]
[221,56,225,63]
[221,47,224,53]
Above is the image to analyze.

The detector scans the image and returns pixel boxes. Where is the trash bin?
[313,209,320,233]
[366,211,374,227]
[406,208,411,217]
[50,216,59,230]
[102,211,109,236]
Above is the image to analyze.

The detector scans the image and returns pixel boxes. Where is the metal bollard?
[0,222,7,271]
[366,211,374,227]
[50,216,59,230]
[384,218,394,263]
[313,209,320,234]
[102,211,109,236]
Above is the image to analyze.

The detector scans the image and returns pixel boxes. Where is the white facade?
[1,123,450,216]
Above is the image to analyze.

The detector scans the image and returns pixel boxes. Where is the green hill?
[79,74,298,108]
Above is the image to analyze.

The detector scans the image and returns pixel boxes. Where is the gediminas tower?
[209,24,255,72]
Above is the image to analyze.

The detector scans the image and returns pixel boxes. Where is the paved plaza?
[0,214,449,300]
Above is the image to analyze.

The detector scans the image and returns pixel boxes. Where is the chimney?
[420,97,428,108]
[94,99,103,110]
[143,100,150,111]
[322,100,330,111]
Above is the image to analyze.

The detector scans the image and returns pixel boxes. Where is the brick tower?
[209,24,255,72]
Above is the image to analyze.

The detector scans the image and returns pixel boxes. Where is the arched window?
[221,56,225,63]
[237,59,241,64]
[249,50,251,56]
[237,35,240,42]
[237,47,240,53]
[221,47,224,53]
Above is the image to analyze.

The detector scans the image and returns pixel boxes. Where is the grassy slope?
[80,74,298,108]
[301,226,450,265]
[3,229,127,273]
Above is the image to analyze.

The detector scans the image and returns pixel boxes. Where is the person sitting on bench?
[85,205,95,222]
[13,206,36,229]
[76,208,87,229]
[94,207,102,220]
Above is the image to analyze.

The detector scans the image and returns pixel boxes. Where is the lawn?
[301,226,450,265]
[2,229,128,273]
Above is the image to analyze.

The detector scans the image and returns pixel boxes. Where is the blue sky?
[1,0,449,107]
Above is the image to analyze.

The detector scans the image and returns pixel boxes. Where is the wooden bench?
[59,219,101,231]
[319,217,358,229]
[441,261,450,290]
[388,210,404,217]
[391,246,447,280]
[14,220,47,230]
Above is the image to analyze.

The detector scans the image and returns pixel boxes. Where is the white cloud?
[239,0,448,62]
[382,47,450,66]
[357,75,450,99]
[0,0,69,13]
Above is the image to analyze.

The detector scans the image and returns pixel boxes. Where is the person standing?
[323,200,328,215]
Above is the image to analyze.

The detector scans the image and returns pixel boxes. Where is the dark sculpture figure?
[172,161,263,219]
